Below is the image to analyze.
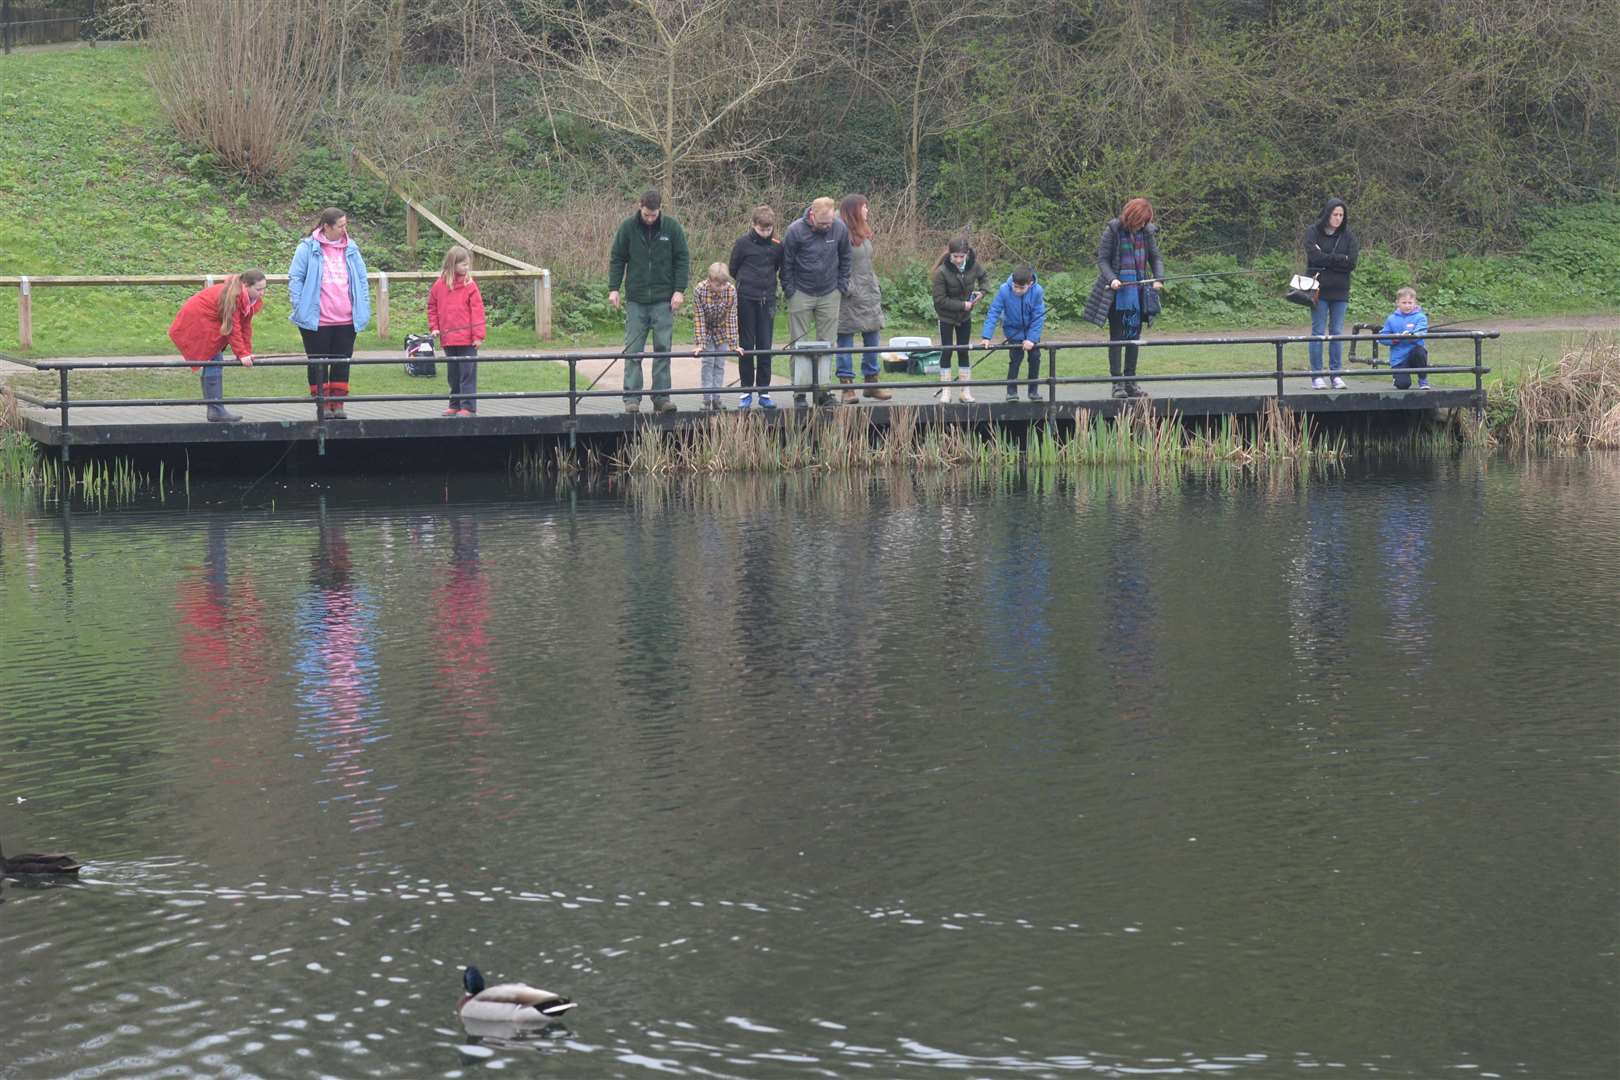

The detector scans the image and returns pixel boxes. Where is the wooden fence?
[0,0,94,52]
[0,269,550,350]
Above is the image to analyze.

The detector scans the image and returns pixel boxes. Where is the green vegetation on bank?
[0,47,544,357]
[1,46,1614,368]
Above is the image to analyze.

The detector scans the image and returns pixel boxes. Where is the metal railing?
[6,330,1496,438]
[0,269,552,350]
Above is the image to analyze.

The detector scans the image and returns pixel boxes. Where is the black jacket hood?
[1315,198,1349,232]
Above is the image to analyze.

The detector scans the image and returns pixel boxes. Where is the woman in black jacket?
[1081,198,1164,398]
[727,205,786,409]
[1303,197,1359,389]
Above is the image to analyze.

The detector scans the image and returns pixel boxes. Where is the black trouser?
[737,296,775,389]
[445,345,478,411]
[1106,308,1139,378]
[1392,344,1428,389]
[938,320,971,372]
[1005,343,1041,391]
[301,323,357,392]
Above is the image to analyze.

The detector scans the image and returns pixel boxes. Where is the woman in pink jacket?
[427,245,487,416]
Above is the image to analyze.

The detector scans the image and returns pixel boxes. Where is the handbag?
[403,332,437,377]
[1285,273,1320,307]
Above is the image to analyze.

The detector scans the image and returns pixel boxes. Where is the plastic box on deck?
[882,335,939,374]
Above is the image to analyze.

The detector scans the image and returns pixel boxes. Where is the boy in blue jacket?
[1378,286,1430,390]
[979,267,1048,401]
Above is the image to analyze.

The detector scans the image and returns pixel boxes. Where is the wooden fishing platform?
[8,332,1494,459]
[14,377,1484,450]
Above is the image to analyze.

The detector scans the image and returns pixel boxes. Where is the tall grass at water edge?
[601,400,1347,476]
[2,388,188,503]
[1486,339,1620,449]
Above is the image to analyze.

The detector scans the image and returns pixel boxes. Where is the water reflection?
[294,510,386,831]
[0,458,1615,1080]
[175,518,270,724]
[1379,489,1433,658]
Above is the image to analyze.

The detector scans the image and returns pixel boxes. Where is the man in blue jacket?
[979,267,1048,401]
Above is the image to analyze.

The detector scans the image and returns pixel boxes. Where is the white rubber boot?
[956,369,975,403]
[936,367,953,404]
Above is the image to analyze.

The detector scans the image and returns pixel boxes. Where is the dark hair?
[1011,266,1034,286]
[639,190,662,211]
[933,234,973,271]
[1120,198,1154,231]
[316,207,346,229]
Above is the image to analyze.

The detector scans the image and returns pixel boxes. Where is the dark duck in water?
[1,836,83,877]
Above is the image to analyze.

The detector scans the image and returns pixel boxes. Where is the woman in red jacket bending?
[168,270,268,422]
[427,246,487,416]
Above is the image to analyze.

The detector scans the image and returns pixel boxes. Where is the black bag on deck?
[404,333,437,377]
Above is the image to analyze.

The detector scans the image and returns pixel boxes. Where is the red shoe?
[442,408,460,416]
[455,409,473,417]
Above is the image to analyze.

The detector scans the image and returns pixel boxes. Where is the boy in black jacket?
[727,206,786,409]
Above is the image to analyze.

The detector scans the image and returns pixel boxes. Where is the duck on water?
[1,836,83,877]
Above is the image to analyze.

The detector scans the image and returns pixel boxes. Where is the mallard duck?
[458,965,576,1025]
[0,837,82,877]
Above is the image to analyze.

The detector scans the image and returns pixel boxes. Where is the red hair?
[1120,198,1154,232]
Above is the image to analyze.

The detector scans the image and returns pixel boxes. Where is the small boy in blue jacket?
[1378,286,1430,390]
[979,267,1048,401]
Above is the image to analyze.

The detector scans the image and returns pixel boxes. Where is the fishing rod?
[1348,317,1473,366]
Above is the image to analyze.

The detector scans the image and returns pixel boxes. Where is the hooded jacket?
[837,236,885,334]
[169,282,260,363]
[1302,198,1359,303]
[979,274,1047,343]
[781,209,851,298]
[1377,306,1428,366]
[427,274,487,347]
[288,229,371,332]
[931,248,989,324]
[727,228,786,304]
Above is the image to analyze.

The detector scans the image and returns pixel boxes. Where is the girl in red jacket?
[427,246,487,416]
[168,269,268,422]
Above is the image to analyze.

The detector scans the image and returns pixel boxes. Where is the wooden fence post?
[376,272,389,340]
[537,269,552,340]
[406,204,419,253]
[18,275,31,349]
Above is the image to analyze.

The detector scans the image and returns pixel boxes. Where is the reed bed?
[1491,339,1620,449]
[598,402,1348,476]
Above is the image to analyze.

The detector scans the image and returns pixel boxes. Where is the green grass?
[0,46,1613,387]
[0,46,550,358]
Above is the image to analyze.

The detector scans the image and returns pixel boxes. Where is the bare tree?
[507,0,813,195]
[835,0,1013,233]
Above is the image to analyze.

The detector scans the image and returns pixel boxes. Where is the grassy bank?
[2,47,1616,363]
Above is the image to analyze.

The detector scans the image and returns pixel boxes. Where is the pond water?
[1,456,1616,1079]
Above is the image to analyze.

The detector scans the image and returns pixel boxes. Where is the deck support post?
[18,275,31,349]
[377,272,390,339]
[537,269,552,340]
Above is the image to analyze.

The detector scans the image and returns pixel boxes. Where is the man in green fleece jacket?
[608,190,691,413]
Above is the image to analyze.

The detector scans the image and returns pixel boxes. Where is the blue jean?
[836,330,880,377]
[1309,298,1349,372]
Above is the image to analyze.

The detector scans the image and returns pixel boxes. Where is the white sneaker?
[1331,376,1347,390]
[1311,377,1327,390]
